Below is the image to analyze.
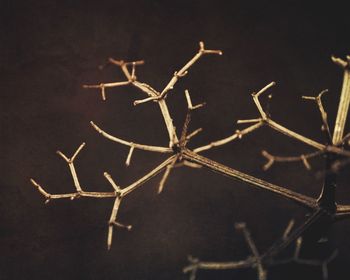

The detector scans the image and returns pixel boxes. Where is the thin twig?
[302,89,332,143]
[332,56,350,144]
[90,121,172,153]
[235,223,266,280]
[182,148,317,209]
[261,150,323,171]
[193,122,264,153]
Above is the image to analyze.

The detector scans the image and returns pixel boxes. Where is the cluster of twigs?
[184,220,338,280]
[30,43,350,279]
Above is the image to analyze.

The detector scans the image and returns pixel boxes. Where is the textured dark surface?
[1,1,350,279]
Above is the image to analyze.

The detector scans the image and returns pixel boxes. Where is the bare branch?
[107,196,122,250]
[103,172,121,192]
[185,90,206,111]
[235,223,266,280]
[57,143,86,193]
[30,178,116,204]
[282,219,295,240]
[174,160,202,169]
[158,157,178,194]
[237,118,262,124]
[183,148,317,209]
[332,57,350,144]
[265,119,326,150]
[186,128,203,141]
[248,82,326,150]
[133,42,222,105]
[183,255,254,280]
[251,82,276,119]
[302,89,332,143]
[261,150,322,171]
[83,81,131,101]
[125,146,135,166]
[193,122,263,153]
[331,55,348,68]
[160,41,222,99]
[90,121,172,153]
[121,155,177,196]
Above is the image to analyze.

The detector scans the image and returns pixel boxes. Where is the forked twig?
[32,46,350,280]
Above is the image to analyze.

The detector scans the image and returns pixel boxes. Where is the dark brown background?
[1,0,350,279]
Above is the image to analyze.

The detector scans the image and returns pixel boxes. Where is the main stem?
[182,149,316,209]
[332,65,350,145]
[318,60,350,212]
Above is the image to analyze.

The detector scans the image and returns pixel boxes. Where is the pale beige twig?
[56,142,86,193]
[185,89,206,111]
[248,82,326,150]
[265,119,325,150]
[332,56,350,145]
[261,150,323,171]
[302,89,332,143]
[331,56,348,68]
[134,42,222,105]
[235,223,266,280]
[193,122,264,153]
[252,82,276,120]
[86,42,221,147]
[104,173,133,250]
[30,179,116,203]
[158,157,178,194]
[125,146,135,166]
[83,81,131,101]
[90,121,172,153]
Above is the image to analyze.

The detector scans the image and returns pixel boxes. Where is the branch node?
[331,55,348,68]
[261,150,275,171]
[125,145,135,166]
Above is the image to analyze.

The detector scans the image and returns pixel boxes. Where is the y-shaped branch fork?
[31,143,116,203]
[31,141,177,249]
[84,42,222,147]
[184,217,338,280]
[197,80,350,171]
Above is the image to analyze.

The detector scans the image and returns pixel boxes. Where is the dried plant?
[30,43,350,279]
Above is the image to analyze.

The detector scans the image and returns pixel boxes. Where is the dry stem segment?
[158,156,178,193]
[235,223,266,280]
[194,122,264,153]
[302,89,332,143]
[265,119,325,150]
[104,172,121,192]
[261,150,323,171]
[85,42,222,147]
[252,82,276,119]
[332,57,350,144]
[156,42,222,101]
[108,196,123,250]
[90,121,172,153]
[183,257,254,280]
[185,215,337,280]
[56,143,86,193]
[30,179,116,201]
[125,146,135,166]
[262,208,326,260]
[34,45,350,277]
[183,148,317,209]
[248,82,327,150]
[121,155,177,196]
[271,237,338,280]
[282,219,295,240]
